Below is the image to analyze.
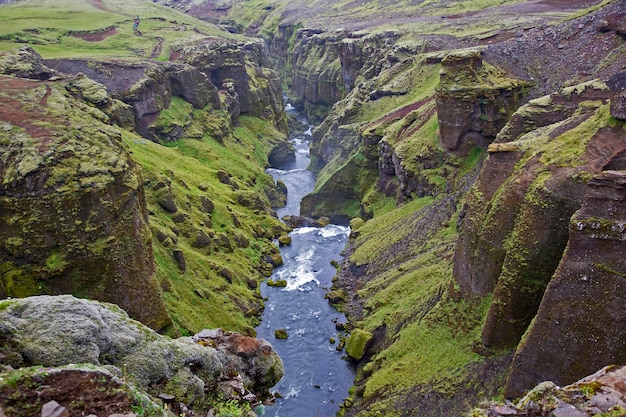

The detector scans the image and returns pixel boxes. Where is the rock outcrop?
[0,69,171,331]
[436,50,531,152]
[504,170,626,398]
[454,80,626,353]
[473,365,626,417]
[173,38,287,132]
[46,37,287,141]
[0,295,283,415]
[454,82,626,349]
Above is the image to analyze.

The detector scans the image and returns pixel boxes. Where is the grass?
[345,193,495,412]
[0,0,240,59]
[124,113,286,334]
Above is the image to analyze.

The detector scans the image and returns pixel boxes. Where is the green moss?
[0,0,243,59]
[346,329,373,360]
[126,114,288,334]
[274,329,288,339]
[45,252,68,274]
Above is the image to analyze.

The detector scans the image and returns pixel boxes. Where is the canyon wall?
[0,49,170,331]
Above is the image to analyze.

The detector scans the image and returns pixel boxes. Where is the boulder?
[0,295,283,406]
[345,329,373,361]
[268,141,296,168]
[472,365,626,416]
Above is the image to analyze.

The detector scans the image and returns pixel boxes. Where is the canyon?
[1,0,626,416]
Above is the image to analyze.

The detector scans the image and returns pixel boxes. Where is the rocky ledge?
[0,295,283,417]
[472,365,626,417]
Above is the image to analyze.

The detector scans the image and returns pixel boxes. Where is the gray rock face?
[0,295,283,404]
[611,90,626,120]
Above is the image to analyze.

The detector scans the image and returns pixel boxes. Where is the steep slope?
[0,0,292,336]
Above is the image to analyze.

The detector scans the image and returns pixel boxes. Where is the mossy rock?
[274,329,288,339]
[270,253,283,267]
[345,329,373,361]
[324,289,348,304]
[267,279,287,288]
[278,234,292,246]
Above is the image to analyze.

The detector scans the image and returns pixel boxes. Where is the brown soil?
[71,26,118,42]
[150,37,165,59]
[0,369,135,417]
[0,77,64,152]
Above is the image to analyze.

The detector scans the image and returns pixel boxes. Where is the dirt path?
[71,26,118,42]
[150,37,165,59]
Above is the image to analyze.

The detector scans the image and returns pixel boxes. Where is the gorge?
[1,0,626,416]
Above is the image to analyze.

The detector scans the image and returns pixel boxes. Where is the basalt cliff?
[1,0,626,416]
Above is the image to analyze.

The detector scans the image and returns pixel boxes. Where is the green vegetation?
[0,0,241,59]
[125,112,287,334]
[342,192,496,414]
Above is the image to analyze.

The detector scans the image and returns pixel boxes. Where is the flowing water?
[255,105,355,417]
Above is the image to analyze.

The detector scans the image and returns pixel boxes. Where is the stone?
[610,90,626,120]
[270,253,283,267]
[493,405,518,415]
[274,329,288,339]
[277,234,292,246]
[0,295,282,406]
[345,329,373,361]
[173,249,187,271]
[267,279,287,288]
[41,401,69,417]
[268,142,296,168]
[324,289,348,304]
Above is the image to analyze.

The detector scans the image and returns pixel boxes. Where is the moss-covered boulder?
[0,295,283,411]
[345,328,373,361]
[0,74,170,331]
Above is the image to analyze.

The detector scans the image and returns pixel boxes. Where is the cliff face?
[436,50,531,152]
[0,56,170,331]
[504,170,626,397]
[454,79,626,354]
[47,38,287,140]
[174,38,287,132]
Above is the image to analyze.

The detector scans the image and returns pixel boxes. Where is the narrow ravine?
[255,105,356,417]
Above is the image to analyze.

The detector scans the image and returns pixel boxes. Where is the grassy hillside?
[0,0,242,59]
[126,110,288,335]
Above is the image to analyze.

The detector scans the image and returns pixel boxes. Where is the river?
[255,105,356,417]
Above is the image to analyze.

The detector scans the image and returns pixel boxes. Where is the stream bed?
[255,106,355,417]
